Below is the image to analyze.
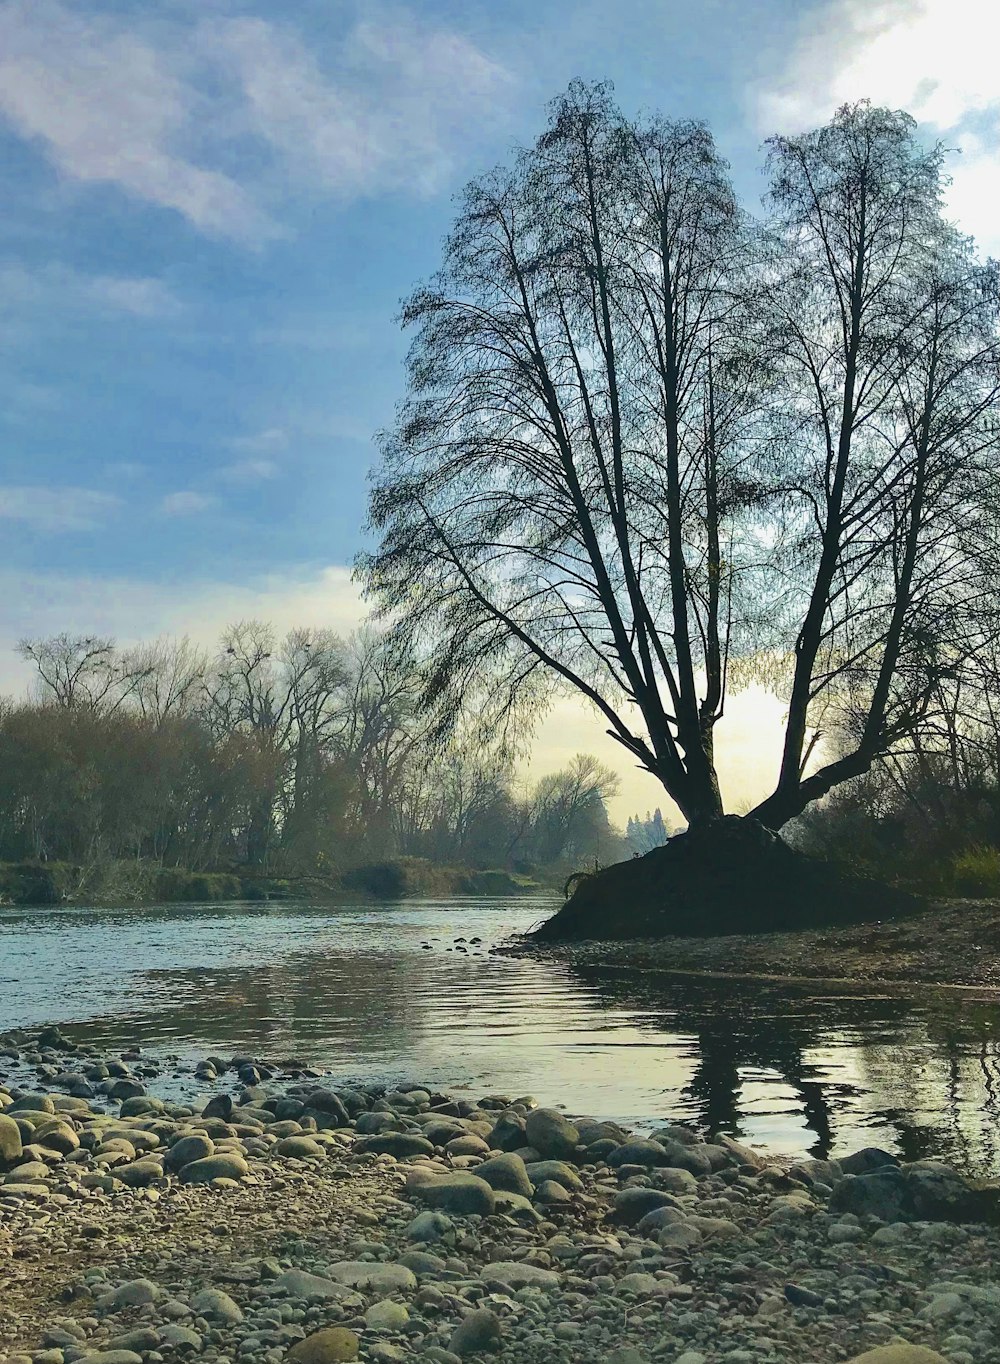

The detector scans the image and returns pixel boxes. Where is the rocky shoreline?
[505,898,1000,991]
[3,1028,1000,1364]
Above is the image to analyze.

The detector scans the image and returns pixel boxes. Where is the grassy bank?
[0,857,544,907]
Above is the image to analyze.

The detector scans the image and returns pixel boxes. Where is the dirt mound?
[530,815,923,943]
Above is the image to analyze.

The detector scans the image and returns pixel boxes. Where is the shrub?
[949,846,1000,897]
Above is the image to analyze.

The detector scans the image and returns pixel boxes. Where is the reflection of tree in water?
[565,964,1000,1168]
[854,997,1000,1176]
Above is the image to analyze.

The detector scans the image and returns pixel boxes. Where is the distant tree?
[364,85,1000,839]
[626,807,670,854]
[18,633,150,714]
[527,753,621,866]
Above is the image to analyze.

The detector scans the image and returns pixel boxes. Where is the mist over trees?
[364,83,1000,835]
[0,627,622,884]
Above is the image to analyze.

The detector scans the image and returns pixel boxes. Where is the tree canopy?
[363,82,1000,830]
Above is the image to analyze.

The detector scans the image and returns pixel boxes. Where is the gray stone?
[326,1261,416,1293]
[479,1261,559,1290]
[270,1269,352,1300]
[408,1171,495,1216]
[188,1289,243,1324]
[179,1153,249,1183]
[474,1152,532,1198]
[164,1135,215,1171]
[449,1307,501,1357]
[523,1108,578,1160]
[613,1187,680,1225]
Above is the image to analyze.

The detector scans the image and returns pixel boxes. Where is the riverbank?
[0,860,544,908]
[3,1030,1000,1364]
[513,896,1000,990]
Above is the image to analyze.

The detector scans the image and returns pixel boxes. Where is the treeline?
[0,626,624,892]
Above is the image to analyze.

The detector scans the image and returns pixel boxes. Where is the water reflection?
[4,899,1000,1173]
[564,962,1000,1174]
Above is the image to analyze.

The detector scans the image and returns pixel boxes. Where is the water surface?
[3,896,1000,1173]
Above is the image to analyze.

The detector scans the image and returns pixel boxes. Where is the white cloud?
[86,275,182,319]
[0,485,121,531]
[223,427,289,455]
[160,490,215,516]
[752,0,1000,254]
[0,261,181,320]
[220,459,279,483]
[0,0,272,242]
[205,11,514,200]
[0,1,514,241]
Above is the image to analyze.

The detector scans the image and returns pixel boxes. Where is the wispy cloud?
[0,0,515,243]
[0,261,182,320]
[223,427,289,455]
[160,490,215,516]
[220,459,279,483]
[0,485,121,531]
[207,10,514,200]
[751,0,1000,254]
[0,0,272,243]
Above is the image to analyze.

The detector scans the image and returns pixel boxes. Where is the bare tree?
[364,86,1000,837]
[18,633,149,713]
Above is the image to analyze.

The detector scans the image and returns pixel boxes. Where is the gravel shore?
[506,898,1000,990]
[2,1026,1000,1364]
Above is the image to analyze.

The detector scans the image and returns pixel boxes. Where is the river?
[3,894,1000,1174]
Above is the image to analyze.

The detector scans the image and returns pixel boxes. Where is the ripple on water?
[3,895,1000,1172]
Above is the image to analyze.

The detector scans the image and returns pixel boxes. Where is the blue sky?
[1,0,998,811]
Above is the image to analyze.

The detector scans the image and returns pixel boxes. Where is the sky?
[1,0,998,822]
